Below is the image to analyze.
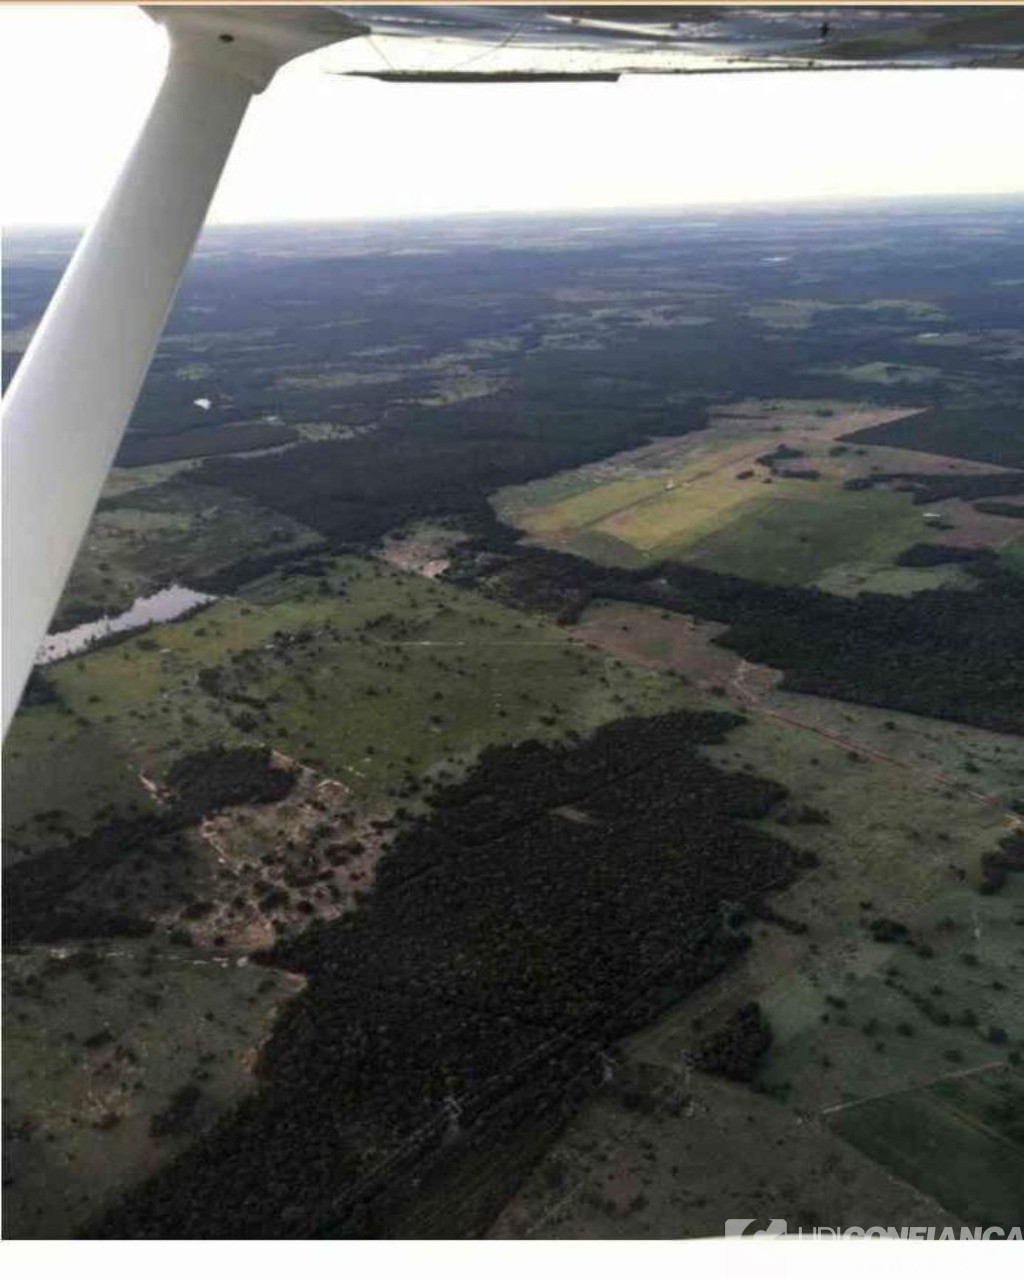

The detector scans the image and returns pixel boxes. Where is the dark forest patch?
[167,745,296,821]
[88,710,808,1238]
[974,500,1024,520]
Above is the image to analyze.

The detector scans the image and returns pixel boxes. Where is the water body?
[38,585,215,665]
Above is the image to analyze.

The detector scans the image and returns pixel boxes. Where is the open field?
[6,557,696,846]
[677,482,929,587]
[3,942,299,1239]
[489,1064,958,1239]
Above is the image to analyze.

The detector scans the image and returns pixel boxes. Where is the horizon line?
[7,188,1024,237]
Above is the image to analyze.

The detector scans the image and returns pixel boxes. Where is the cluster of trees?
[150,1084,205,1141]
[895,544,996,568]
[844,468,1024,505]
[167,745,296,822]
[981,831,1024,894]
[974,500,1024,519]
[693,1002,773,1083]
[2,808,177,944]
[89,710,810,1238]
[18,670,59,709]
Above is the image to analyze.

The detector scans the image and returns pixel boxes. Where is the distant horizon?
[7,188,1023,243]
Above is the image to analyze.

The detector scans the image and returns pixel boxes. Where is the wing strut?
[1,5,364,734]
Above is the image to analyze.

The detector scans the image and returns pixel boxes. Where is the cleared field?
[490,1064,957,1239]
[495,399,920,527]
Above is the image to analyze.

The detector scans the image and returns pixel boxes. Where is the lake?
[37,584,215,664]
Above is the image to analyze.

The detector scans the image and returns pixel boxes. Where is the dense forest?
[88,710,810,1238]
[160,392,708,550]
[843,405,1024,470]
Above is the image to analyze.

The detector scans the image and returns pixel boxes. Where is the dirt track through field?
[820,1059,1008,1118]
[726,661,1009,815]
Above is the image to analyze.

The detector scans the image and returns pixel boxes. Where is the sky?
[1,4,1023,227]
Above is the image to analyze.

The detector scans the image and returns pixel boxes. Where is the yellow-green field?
[493,399,994,589]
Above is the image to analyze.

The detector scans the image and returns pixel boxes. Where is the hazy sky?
[2,4,1023,227]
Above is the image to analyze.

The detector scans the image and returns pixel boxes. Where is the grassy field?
[490,1064,958,1239]
[5,556,697,848]
[830,1066,1024,1229]
[3,942,298,1238]
[679,481,933,586]
[1002,541,1024,576]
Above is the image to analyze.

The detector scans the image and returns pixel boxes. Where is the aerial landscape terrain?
[2,197,1023,1238]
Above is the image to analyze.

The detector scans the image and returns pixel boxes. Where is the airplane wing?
[328,5,1024,80]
